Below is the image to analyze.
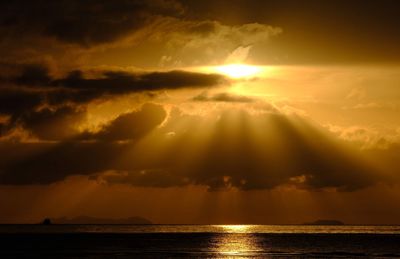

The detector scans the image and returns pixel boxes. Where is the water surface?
[0,225,399,258]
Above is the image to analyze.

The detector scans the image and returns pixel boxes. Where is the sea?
[0,224,399,258]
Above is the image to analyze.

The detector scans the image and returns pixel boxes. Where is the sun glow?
[215,64,261,78]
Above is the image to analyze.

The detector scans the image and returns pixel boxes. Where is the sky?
[1,0,400,224]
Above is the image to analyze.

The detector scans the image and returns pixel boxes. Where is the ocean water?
[0,225,399,258]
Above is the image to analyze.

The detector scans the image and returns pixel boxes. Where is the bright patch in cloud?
[215,64,261,78]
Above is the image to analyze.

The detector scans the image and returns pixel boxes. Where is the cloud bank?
[0,103,386,191]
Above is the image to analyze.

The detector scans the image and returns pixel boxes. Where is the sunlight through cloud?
[215,64,261,78]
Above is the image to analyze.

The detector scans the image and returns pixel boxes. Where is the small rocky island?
[41,218,52,225]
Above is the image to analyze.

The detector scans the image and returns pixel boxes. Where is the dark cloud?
[97,169,188,188]
[0,107,383,191]
[0,0,183,46]
[13,64,51,86]
[0,141,126,185]
[0,89,43,117]
[0,103,167,184]
[18,107,86,141]
[80,103,167,141]
[0,123,7,137]
[192,92,256,103]
[53,70,227,92]
[8,67,226,107]
[50,69,225,108]
[0,65,226,138]
[9,65,226,95]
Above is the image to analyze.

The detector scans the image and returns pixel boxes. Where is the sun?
[215,64,261,78]
[189,64,266,80]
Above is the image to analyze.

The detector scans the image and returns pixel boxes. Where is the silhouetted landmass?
[305,219,345,225]
[41,218,52,225]
[52,216,152,224]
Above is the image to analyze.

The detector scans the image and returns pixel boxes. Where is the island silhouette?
[41,218,52,225]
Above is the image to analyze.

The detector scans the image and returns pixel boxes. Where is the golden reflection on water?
[219,225,253,233]
[211,225,261,257]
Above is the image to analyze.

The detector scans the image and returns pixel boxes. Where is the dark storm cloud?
[0,89,43,117]
[0,0,183,46]
[9,65,226,94]
[0,103,167,184]
[6,66,226,106]
[0,89,35,136]
[53,70,227,92]
[79,103,167,141]
[0,141,127,185]
[0,65,225,138]
[0,63,226,142]
[18,107,86,141]
[0,107,384,191]
[39,68,225,106]
[192,92,256,103]
[12,64,52,86]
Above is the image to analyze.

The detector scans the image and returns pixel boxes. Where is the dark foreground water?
[0,225,399,258]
